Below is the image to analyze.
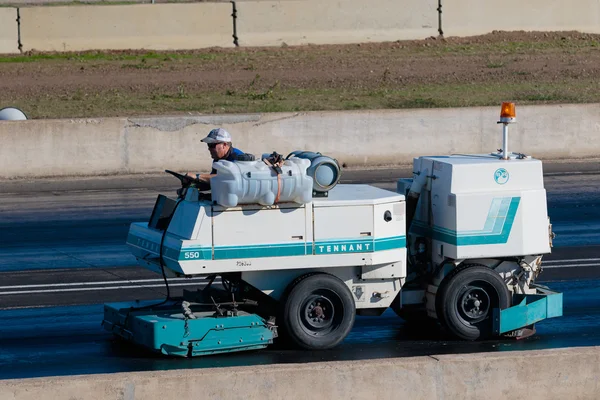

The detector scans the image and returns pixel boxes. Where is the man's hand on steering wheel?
[165,170,198,187]
[185,172,213,183]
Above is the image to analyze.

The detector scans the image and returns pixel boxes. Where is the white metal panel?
[455,193,505,231]
[212,206,307,254]
[411,154,551,261]
[374,201,406,237]
[195,206,213,246]
[175,251,407,276]
[313,184,404,207]
[444,189,551,259]
[422,155,545,193]
[304,202,314,248]
[361,262,403,279]
[127,222,186,275]
[166,201,203,239]
[313,204,373,242]
[438,191,524,259]
[419,158,435,191]
[176,206,214,267]
[431,160,455,238]
[363,201,407,279]
[515,189,552,255]
[370,249,406,268]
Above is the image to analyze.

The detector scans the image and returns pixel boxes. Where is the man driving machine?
[186,128,254,191]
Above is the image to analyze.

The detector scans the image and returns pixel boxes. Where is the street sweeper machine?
[102,103,563,357]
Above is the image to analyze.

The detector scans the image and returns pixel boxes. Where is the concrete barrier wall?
[9,0,600,53]
[235,0,437,47]
[0,8,18,54]
[19,3,234,52]
[0,347,599,399]
[2,103,600,179]
[443,0,600,37]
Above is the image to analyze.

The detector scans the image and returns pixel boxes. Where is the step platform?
[102,300,277,357]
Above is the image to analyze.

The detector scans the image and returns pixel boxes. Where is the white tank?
[0,107,27,121]
[210,158,314,207]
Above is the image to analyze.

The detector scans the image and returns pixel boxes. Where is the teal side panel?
[127,232,183,261]
[494,291,564,335]
[129,231,407,262]
[179,247,212,261]
[410,197,521,246]
[457,197,520,246]
[181,236,408,260]
[546,292,564,318]
[102,303,274,358]
[374,236,407,251]
[214,243,307,259]
[314,236,406,255]
[314,238,374,254]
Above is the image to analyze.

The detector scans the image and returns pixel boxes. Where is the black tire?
[436,264,510,341]
[281,273,355,350]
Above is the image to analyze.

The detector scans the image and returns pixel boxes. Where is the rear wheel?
[281,273,355,350]
[436,265,510,340]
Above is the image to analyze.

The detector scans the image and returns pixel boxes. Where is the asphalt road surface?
[1,169,600,380]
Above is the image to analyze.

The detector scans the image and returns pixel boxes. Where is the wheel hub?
[310,305,325,320]
[459,286,491,322]
[303,295,335,331]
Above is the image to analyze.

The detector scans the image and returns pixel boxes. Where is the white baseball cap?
[201,128,232,144]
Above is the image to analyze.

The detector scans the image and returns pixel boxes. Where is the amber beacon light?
[500,102,516,122]
[498,102,516,159]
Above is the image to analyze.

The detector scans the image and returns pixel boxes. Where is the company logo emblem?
[494,168,509,185]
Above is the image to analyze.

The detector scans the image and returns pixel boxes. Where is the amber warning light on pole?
[498,102,516,160]
[500,102,516,123]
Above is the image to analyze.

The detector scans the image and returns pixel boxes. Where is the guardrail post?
[16,8,22,53]
[231,1,239,46]
[437,0,444,37]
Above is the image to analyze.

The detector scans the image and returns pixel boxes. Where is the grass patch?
[9,80,598,119]
[513,92,577,102]
[0,51,219,63]
[3,31,600,118]
[432,37,600,56]
[3,33,600,65]
[486,61,505,68]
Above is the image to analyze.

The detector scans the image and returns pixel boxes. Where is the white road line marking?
[543,258,600,264]
[1,257,598,295]
[543,262,600,269]
[0,282,208,296]
[0,277,211,290]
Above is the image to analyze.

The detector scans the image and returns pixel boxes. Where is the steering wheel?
[165,169,197,187]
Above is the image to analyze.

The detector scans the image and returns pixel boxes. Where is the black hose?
[124,198,184,316]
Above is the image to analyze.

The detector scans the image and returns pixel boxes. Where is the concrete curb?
[3,104,600,180]
[0,346,598,400]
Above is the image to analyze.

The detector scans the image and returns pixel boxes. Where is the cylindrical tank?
[210,158,314,208]
[286,151,341,195]
[0,107,28,121]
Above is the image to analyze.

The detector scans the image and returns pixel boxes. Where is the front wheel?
[281,273,355,350]
[436,265,510,341]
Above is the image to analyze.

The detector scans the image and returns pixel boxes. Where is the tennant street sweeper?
[102,103,563,357]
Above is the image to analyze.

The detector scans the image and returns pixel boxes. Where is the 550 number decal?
[183,251,202,259]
